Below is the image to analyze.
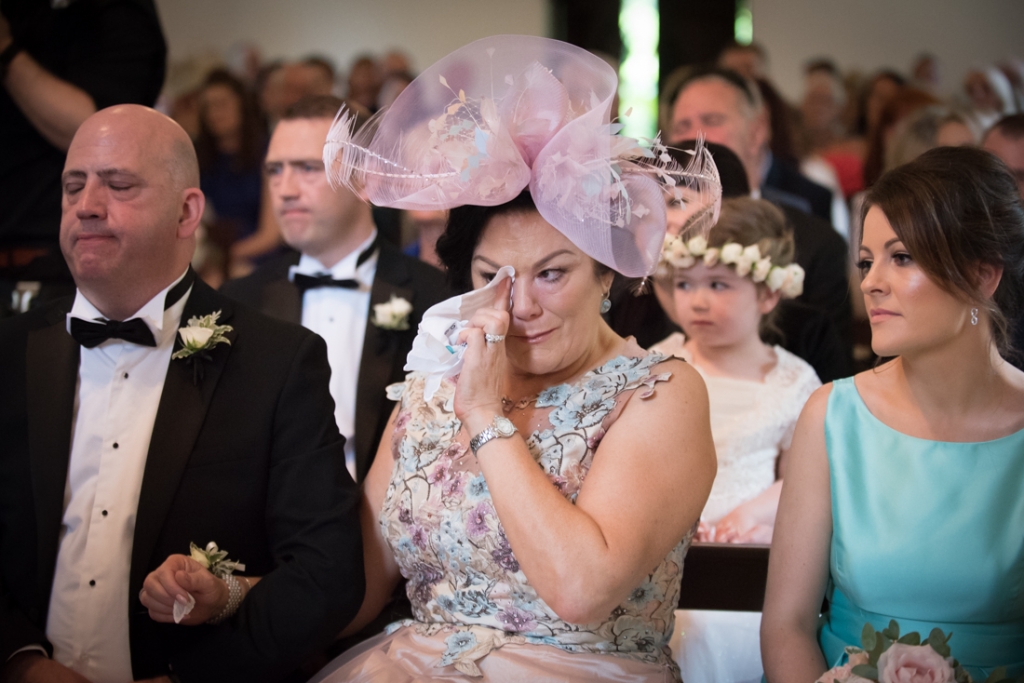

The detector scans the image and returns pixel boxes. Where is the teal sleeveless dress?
[819,378,1024,679]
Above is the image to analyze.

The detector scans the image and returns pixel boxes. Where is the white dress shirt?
[289,230,377,478]
[45,270,191,683]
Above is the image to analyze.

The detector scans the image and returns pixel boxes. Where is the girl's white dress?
[650,333,821,683]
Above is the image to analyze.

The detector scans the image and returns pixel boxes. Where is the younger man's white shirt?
[44,271,190,683]
[291,230,378,479]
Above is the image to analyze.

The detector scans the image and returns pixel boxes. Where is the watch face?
[494,416,516,437]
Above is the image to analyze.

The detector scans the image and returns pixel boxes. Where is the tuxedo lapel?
[129,281,237,598]
[26,303,78,608]
[354,248,412,481]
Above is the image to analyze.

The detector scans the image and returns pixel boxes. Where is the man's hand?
[140,554,228,625]
[0,652,92,683]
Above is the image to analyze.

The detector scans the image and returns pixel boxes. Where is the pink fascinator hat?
[324,34,722,277]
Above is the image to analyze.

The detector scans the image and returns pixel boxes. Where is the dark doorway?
[551,0,738,99]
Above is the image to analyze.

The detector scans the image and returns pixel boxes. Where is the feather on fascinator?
[324,34,722,277]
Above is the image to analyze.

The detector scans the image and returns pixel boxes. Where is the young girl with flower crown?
[652,197,820,683]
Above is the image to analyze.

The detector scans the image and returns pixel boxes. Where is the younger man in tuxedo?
[221,96,450,483]
[0,105,364,682]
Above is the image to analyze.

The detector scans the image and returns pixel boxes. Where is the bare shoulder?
[614,356,709,425]
[650,355,707,399]
[800,382,834,424]
[780,383,834,473]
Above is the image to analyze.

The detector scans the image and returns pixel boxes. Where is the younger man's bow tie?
[70,317,156,348]
[289,234,380,293]
[291,273,361,292]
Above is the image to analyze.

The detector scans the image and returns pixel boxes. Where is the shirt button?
[113,442,119,449]
[102,510,108,516]
[123,372,129,379]
[89,579,96,587]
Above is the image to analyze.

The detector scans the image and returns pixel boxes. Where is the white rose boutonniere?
[172,310,233,384]
[372,295,413,331]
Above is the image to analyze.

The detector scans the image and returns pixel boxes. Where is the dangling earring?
[600,294,612,314]
[970,307,979,326]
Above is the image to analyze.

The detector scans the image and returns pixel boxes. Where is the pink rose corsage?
[818,621,1020,683]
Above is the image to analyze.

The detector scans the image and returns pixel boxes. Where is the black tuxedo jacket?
[776,203,853,347]
[0,279,364,682]
[220,242,451,482]
[762,156,834,224]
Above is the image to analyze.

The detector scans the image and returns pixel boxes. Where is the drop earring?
[600,295,612,314]
[970,307,979,326]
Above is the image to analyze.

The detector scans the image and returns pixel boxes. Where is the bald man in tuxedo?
[0,104,363,683]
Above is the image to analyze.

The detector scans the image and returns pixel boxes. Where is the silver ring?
[485,333,505,344]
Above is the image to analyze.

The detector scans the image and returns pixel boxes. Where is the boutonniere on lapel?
[371,295,413,331]
[172,310,233,385]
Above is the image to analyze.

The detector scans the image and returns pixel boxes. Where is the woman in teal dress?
[761,146,1024,681]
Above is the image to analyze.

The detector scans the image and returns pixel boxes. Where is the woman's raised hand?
[454,277,512,429]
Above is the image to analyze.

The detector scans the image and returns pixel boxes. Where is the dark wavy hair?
[194,69,266,173]
[436,191,610,293]
[863,146,1024,360]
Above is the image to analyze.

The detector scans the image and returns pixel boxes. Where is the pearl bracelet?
[208,574,244,624]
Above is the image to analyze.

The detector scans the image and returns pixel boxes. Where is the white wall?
[156,0,1020,106]
[752,0,1024,102]
[155,0,550,78]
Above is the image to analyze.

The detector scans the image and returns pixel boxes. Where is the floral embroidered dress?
[312,346,693,682]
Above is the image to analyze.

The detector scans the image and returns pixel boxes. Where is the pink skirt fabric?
[308,627,679,683]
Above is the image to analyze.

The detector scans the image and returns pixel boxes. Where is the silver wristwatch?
[469,415,518,455]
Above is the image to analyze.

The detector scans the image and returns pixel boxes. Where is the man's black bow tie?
[70,317,156,348]
[291,273,362,292]
[69,267,195,349]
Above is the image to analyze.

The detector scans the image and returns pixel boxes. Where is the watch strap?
[469,426,498,455]
[469,416,517,455]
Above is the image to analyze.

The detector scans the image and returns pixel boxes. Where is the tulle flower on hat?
[324,34,721,277]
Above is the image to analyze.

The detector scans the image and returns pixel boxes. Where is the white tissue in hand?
[404,266,515,401]
[173,593,196,624]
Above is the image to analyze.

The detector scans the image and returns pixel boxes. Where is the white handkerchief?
[404,266,515,401]
[173,592,196,624]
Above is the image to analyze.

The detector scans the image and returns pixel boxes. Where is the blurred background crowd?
[159,35,1024,284]
[3,0,1023,356]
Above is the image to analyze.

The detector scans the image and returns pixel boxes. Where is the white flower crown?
[661,234,806,299]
